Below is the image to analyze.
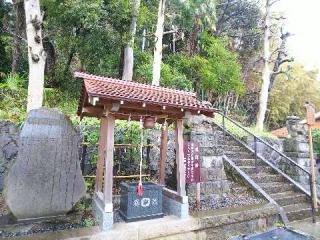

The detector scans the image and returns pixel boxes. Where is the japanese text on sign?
[184,141,200,184]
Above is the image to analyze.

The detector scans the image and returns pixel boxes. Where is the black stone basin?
[119,182,164,222]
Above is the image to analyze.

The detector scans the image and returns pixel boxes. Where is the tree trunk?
[43,36,56,87]
[172,25,176,53]
[256,0,271,130]
[11,0,25,73]
[141,28,146,51]
[187,16,200,57]
[152,0,166,86]
[24,0,46,112]
[122,0,141,81]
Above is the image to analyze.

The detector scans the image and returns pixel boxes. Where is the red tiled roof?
[271,127,288,138]
[75,72,215,115]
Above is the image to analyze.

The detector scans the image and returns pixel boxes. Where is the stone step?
[233,158,265,167]
[224,151,254,159]
[188,181,229,196]
[250,174,284,183]
[229,182,248,195]
[239,166,274,175]
[230,186,248,195]
[217,136,238,144]
[260,183,294,194]
[271,192,308,206]
[215,144,243,152]
[284,203,312,222]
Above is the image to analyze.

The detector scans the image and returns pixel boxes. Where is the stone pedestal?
[93,194,113,231]
[5,108,86,220]
[283,138,310,187]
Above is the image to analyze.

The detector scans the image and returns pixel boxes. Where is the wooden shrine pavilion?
[75,71,215,230]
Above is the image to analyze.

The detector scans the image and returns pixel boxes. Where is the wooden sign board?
[305,104,315,125]
[184,141,200,184]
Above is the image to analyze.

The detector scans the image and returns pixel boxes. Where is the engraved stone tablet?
[5,108,86,220]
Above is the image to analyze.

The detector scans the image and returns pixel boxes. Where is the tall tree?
[24,0,46,112]
[122,0,141,81]
[152,0,166,86]
[11,0,25,73]
[256,0,272,130]
[256,0,293,129]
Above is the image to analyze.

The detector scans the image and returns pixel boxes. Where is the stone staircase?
[214,127,315,222]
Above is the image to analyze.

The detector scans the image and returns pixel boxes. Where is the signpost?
[184,141,201,208]
[305,102,318,223]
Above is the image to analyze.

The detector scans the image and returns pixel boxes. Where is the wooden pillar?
[103,114,115,212]
[159,124,168,185]
[95,117,108,193]
[175,119,186,196]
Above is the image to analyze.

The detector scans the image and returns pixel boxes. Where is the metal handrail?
[217,111,311,176]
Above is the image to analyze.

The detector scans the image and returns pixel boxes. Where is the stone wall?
[247,136,283,166]
[0,121,19,191]
[184,115,230,205]
[247,121,318,195]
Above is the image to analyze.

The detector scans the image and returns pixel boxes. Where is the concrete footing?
[92,196,113,231]
[162,195,189,218]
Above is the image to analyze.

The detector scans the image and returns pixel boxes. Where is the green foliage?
[312,129,320,156]
[213,113,276,140]
[199,35,244,96]
[162,37,244,98]
[82,217,95,227]
[134,51,193,90]
[269,64,320,129]
[0,73,27,123]
[0,1,12,74]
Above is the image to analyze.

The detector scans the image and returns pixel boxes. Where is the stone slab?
[5,108,86,220]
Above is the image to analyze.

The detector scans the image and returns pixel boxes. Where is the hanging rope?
[137,116,144,197]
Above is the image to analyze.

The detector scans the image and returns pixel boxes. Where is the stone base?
[93,197,113,231]
[163,195,189,218]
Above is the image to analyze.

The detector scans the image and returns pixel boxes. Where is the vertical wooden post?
[95,117,108,193]
[175,119,186,196]
[308,126,318,218]
[103,114,115,212]
[305,103,318,223]
[159,124,168,185]
[196,182,201,209]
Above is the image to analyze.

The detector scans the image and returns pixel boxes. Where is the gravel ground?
[189,194,265,212]
[0,195,96,238]
[189,180,266,213]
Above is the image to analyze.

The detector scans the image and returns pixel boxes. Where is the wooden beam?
[175,119,186,196]
[95,117,108,192]
[159,124,168,185]
[103,114,115,212]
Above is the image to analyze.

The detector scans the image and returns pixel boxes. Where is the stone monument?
[5,108,86,220]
